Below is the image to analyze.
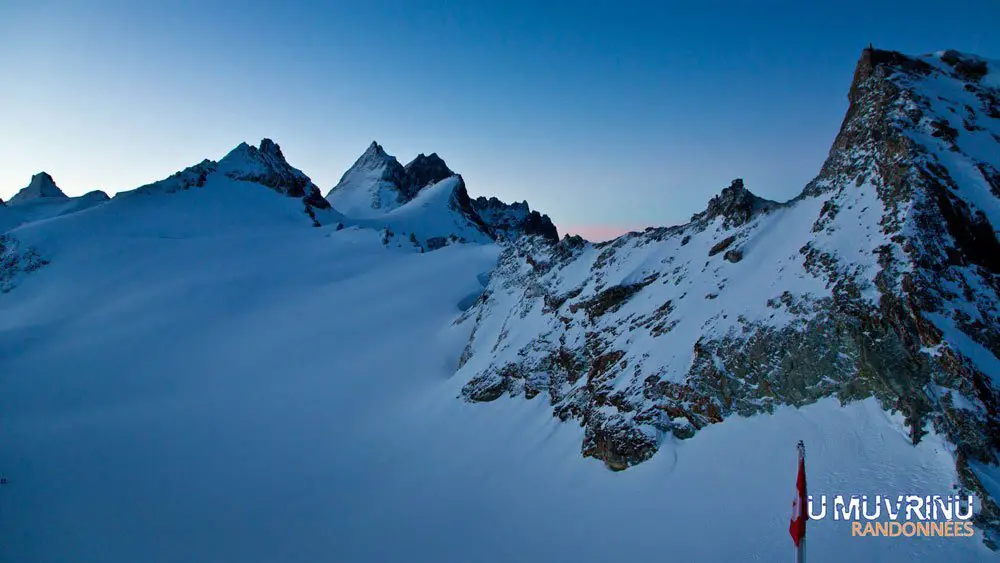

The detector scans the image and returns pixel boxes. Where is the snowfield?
[0,174,993,562]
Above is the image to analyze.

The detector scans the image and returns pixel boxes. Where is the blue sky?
[2,0,999,239]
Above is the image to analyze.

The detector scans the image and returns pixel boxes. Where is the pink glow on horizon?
[562,224,647,242]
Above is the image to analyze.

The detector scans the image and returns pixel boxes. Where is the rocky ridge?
[453,48,1000,547]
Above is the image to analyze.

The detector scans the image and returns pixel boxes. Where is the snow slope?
[0,189,109,234]
[0,176,991,562]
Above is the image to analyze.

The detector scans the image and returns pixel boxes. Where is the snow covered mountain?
[455,47,1000,546]
[326,141,558,243]
[325,141,413,217]
[7,172,68,204]
[1,47,999,562]
[123,138,331,222]
[325,143,461,217]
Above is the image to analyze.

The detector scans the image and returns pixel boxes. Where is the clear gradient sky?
[2,1,999,239]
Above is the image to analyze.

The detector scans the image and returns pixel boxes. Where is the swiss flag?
[789,442,807,547]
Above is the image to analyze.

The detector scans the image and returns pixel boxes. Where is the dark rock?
[708,235,737,256]
[426,236,449,250]
[582,417,657,471]
[941,50,989,81]
[470,196,559,243]
[403,153,454,196]
[462,370,509,402]
[930,119,960,146]
[692,179,778,228]
[570,277,656,319]
[0,235,48,293]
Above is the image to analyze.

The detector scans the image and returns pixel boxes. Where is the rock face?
[471,197,559,243]
[690,178,779,228]
[454,48,1000,546]
[403,153,454,197]
[8,172,68,204]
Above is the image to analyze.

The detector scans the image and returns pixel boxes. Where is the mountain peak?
[403,153,454,197]
[219,139,286,167]
[259,138,283,158]
[326,144,458,217]
[326,142,409,217]
[217,139,330,212]
[691,178,777,227]
[218,139,293,180]
[8,171,68,204]
[847,47,934,105]
[325,142,559,243]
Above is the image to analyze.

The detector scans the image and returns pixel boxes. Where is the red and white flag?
[789,441,807,548]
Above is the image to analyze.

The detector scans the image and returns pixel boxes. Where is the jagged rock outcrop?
[454,47,1000,547]
[0,235,48,292]
[126,160,219,197]
[690,178,779,228]
[8,172,68,205]
[403,153,454,197]
[471,197,559,243]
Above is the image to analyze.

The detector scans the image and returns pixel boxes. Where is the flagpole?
[795,441,806,563]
